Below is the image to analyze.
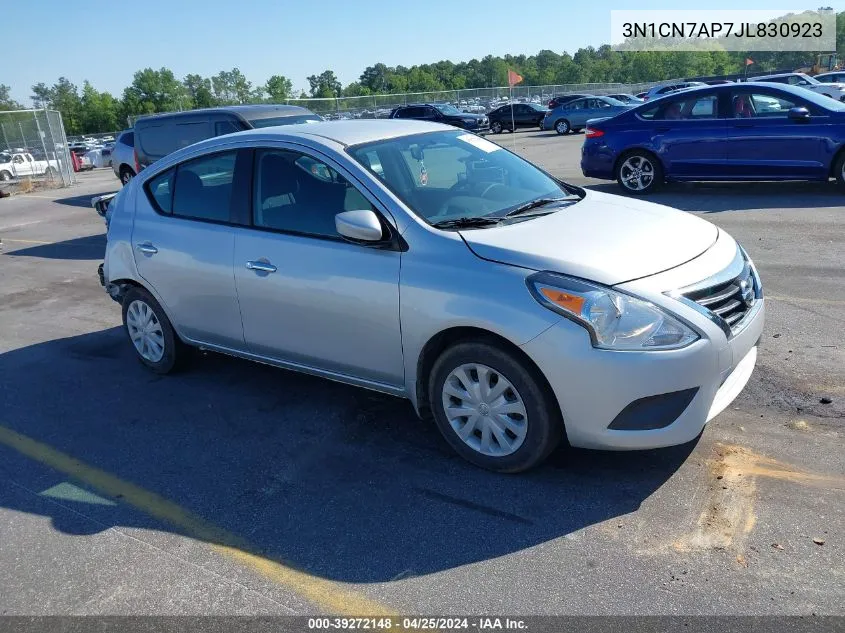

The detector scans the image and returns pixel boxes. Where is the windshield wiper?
[431,216,502,229]
[504,196,578,218]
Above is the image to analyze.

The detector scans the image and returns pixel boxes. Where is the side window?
[253,149,374,238]
[147,168,175,214]
[655,95,717,120]
[424,107,439,118]
[170,151,237,221]
[215,120,241,136]
[732,92,797,118]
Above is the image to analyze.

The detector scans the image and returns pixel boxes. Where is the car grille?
[683,261,759,334]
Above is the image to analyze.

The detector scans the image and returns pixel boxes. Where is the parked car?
[389,103,489,133]
[749,72,845,102]
[606,94,644,104]
[487,103,548,133]
[635,91,648,99]
[542,96,632,135]
[547,94,591,109]
[642,82,707,101]
[814,71,845,84]
[134,105,322,170]
[581,83,845,194]
[100,120,764,472]
[0,152,60,181]
[111,130,136,184]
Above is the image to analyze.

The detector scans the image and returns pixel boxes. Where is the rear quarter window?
[138,120,212,160]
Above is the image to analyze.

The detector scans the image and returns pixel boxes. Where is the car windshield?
[801,74,821,85]
[434,104,462,116]
[348,130,577,226]
[248,114,322,128]
[528,103,548,111]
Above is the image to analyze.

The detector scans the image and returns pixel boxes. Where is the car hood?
[459,190,719,286]
[444,112,485,121]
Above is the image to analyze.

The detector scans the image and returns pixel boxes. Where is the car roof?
[135,104,315,124]
[640,81,821,101]
[188,119,451,151]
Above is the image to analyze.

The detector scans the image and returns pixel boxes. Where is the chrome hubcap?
[620,156,654,191]
[126,299,165,363]
[442,363,528,457]
[557,121,568,133]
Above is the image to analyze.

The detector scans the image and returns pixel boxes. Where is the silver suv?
[111,130,136,185]
[101,120,764,472]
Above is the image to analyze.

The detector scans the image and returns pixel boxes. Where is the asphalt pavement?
[0,135,842,616]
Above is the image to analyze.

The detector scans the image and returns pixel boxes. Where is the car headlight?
[463,118,476,125]
[527,272,699,351]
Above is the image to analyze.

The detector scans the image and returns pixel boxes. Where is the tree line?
[2,10,843,135]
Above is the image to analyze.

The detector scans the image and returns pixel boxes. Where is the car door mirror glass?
[788,107,810,121]
[336,210,384,242]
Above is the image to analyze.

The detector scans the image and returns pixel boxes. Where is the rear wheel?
[554,119,570,135]
[44,166,57,179]
[121,287,188,374]
[490,121,503,134]
[429,341,562,473]
[616,151,663,195]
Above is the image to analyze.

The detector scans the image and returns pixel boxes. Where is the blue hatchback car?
[580,83,845,194]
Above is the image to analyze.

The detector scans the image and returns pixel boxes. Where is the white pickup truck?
[0,152,61,181]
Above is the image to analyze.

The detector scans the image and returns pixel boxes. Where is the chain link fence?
[281,81,670,118]
[0,109,75,188]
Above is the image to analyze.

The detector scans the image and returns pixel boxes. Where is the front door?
[725,89,828,179]
[233,147,404,386]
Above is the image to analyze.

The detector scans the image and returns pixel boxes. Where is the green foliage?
[307,70,342,98]
[212,67,263,104]
[264,75,293,102]
[0,84,24,111]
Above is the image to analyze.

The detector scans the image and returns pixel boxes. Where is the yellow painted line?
[767,295,845,307]
[0,424,395,616]
[0,238,51,244]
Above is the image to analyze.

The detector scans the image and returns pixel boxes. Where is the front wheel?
[616,152,663,195]
[429,341,562,473]
[834,152,845,187]
[554,119,570,135]
[44,166,58,179]
[0,170,11,181]
[490,121,503,134]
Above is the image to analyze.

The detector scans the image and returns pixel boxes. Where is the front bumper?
[520,290,765,451]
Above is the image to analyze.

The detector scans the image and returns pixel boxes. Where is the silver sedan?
[101,120,764,472]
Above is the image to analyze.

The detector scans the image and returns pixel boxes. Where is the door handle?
[135,242,158,255]
[246,260,277,273]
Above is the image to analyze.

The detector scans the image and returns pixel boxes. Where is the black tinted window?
[253,149,374,238]
[170,151,237,222]
[215,120,241,136]
[655,94,718,120]
[118,131,134,146]
[139,121,211,159]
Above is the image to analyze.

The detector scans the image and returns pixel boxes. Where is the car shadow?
[585,181,843,212]
[4,234,105,260]
[0,327,695,583]
[53,191,117,208]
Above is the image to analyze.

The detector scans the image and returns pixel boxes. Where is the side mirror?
[335,210,384,242]
[91,192,117,218]
[788,107,810,121]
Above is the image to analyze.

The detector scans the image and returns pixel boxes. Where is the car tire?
[0,170,12,181]
[491,121,503,134]
[615,150,663,195]
[554,119,571,135]
[121,286,188,375]
[429,340,563,473]
[834,151,845,187]
[120,166,135,185]
[44,166,58,179]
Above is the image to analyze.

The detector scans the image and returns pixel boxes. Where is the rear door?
[132,149,247,348]
[640,91,728,179]
[725,88,828,179]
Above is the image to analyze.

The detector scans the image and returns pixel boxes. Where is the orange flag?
[507,69,524,87]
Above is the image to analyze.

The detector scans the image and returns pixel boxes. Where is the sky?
[5,0,840,104]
